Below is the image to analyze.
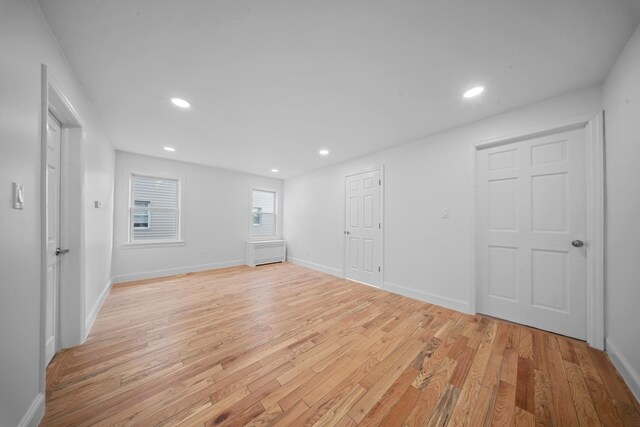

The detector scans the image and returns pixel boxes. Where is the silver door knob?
[56,248,70,256]
[344,231,350,235]
[571,240,584,248]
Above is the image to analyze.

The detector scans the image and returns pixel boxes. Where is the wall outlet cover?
[13,183,24,210]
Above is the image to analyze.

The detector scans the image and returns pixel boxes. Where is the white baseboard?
[111,259,245,285]
[384,281,472,314]
[606,338,640,402]
[287,257,344,278]
[286,257,471,314]
[346,277,382,289]
[85,277,114,340]
[18,392,44,427]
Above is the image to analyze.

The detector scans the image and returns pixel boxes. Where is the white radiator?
[246,240,286,266]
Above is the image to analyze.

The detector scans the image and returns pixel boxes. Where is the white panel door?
[345,170,382,287]
[45,112,62,365]
[477,128,587,339]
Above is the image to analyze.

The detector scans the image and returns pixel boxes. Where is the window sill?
[248,236,280,242]
[122,240,185,249]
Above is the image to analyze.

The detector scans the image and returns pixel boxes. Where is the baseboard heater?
[246,240,286,266]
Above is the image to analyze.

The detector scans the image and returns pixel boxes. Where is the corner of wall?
[17,392,45,427]
[606,338,640,402]
[84,277,114,340]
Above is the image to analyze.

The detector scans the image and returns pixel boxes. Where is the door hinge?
[379,223,381,229]
[379,179,382,186]
[378,266,381,272]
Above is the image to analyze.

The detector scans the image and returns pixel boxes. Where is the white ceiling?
[39,0,640,178]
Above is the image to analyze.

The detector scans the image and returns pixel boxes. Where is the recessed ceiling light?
[319,149,330,156]
[271,169,279,173]
[170,97,191,108]
[163,146,176,152]
[463,86,485,98]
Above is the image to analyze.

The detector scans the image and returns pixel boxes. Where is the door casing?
[40,64,85,392]
[470,112,604,349]
[45,111,62,366]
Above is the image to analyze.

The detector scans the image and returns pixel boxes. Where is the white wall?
[0,0,115,426]
[284,86,602,313]
[112,151,283,282]
[603,23,640,400]
[83,137,115,336]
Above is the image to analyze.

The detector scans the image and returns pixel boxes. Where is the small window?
[133,200,151,229]
[252,207,262,226]
[251,189,276,237]
[130,175,180,242]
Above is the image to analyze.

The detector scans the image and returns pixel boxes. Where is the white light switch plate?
[13,183,24,210]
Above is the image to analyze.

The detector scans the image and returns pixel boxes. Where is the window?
[252,207,262,225]
[133,200,151,229]
[129,174,180,243]
[251,189,276,237]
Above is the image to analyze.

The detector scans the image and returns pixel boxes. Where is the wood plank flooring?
[42,263,640,426]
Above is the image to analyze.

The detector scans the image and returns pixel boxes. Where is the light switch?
[441,208,450,219]
[13,183,24,210]
[94,201,102,208]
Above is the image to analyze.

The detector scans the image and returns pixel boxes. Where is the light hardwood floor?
[43,263,640,426]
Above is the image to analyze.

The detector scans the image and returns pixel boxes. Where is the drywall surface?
[284,86,602,313]
[112,151,283,282]
[0,0,115,426]
[84,137,115,336]
[603,23,640,400]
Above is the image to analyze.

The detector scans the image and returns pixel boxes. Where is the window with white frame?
[130,174,180,242]
[251,189,276,237]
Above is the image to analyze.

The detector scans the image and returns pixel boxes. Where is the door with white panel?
[45,112,63,365]
[344,169,382,287]
[477,128,587,340]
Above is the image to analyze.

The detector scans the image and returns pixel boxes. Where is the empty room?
[2,0,640,425]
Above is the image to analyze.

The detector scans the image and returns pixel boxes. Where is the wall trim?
[17,392,45,427]
[287,257,344,278]
[346,277,381,289]
[288,257,471,314]
[606,338,640,402]
[112,259,244,284]
[384,281,472,314]
[84,278,114,340]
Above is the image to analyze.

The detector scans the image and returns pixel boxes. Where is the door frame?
[342,165,385,288]
[39,64,85,391]
[469,112,604,349]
